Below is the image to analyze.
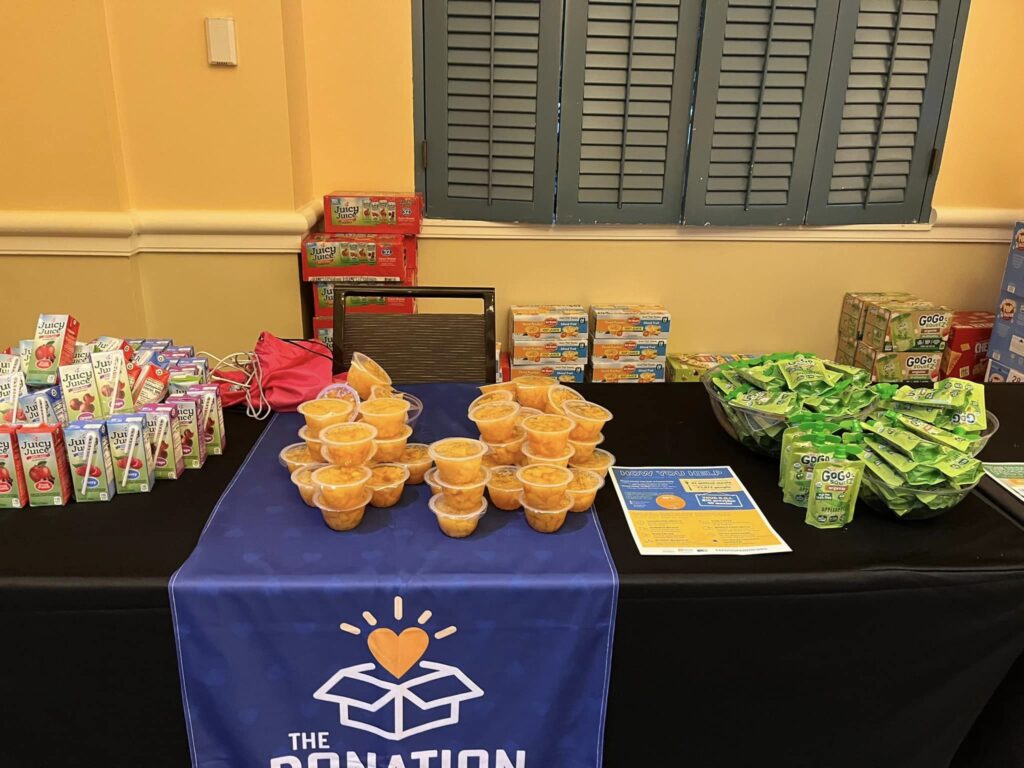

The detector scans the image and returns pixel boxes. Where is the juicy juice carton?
[139,403,185,480]
[591,304,671,338]
[71,342,94,364]
[17,424,72,507]
[128,361,170,406]
[323,191,422,235]
[0,425,28,508]
[64,421,116,502]
[165,394,207,469]
[27,314,80,386]
[187,384,226,455]
[863,300,952,352]
[301,233,409,282]
[511,338,589,365]
[0,354,21,376]
[19,385,67,425]
[0,372,27,424]
[18,340,33,375]
[93,336,135,362]
[313,318,334,349]
[106,414,154,494]
[59,363,102,421]
[509,305,589,340]
[592,337,667,363]
[91,350,136,417]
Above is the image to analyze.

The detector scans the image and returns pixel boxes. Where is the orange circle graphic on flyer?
[655,494,686,509]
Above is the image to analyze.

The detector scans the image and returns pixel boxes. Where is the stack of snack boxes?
[667,353,758,382]
[986,222,1024,382]
[0,316,225,509]
[941,311,994,382]
[589,304,671,383]
[836,292,952,383]
[508,305,589,382]
[302,192,423,348]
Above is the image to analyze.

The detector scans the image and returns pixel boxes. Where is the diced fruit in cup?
[515,407,544,427]
[513,375,557,410]
[374,424,413,462]
[486,465,523,511]
[397,443,432,484]
[370,384,397,399]
[469,401,520,442]
[522,494,572,533]
[347,352,392,399]
[520,442,575,468]
[429,494,486,538]
[569,448,615,479]
[298,398,355,432]
[469,391,514,412]
[312,464,373,509]
[436,467,490,512]
[358,397,411,439]
[291,463,327,507]
[563,401,613,440]
[568,433,605,462]
[279,442,321,473]
[367,463,410,508]
[567,469,605,512]
[314,490,371,532]
[546,385,584,414]
[320,422,377,466]
[425,467,443,496]
[516,464,573,508]
[480,426,526,465]
[479,381,517,396]
[429,438,486,484]
[522,414,576,458]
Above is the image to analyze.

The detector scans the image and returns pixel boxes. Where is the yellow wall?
[1,0,1023,357]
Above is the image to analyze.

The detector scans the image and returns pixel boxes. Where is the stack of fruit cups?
[562,400,615,481]
[515,412,577,533]
[427,437,488,538]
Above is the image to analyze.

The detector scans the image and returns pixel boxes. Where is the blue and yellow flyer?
[984,463,1024,503]
[611,466,791,556]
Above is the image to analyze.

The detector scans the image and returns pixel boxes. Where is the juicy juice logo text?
[333,202,360,220]
[37,319,66,337]
[308,243,340,264]
[19,439,52,457]
[66,434,96,457]
[64,369,94,390]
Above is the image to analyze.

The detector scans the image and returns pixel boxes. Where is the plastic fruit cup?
[397,443,432,484]
[469,401,521,443]
[520,442,575,468]
[347,352,392,399]
[568,433,605,462]
[374,424,413,462]
[312,464,373,509]
[522,413,576,458]
[317,382,360,408]
[569,448,615,479]
[563,401,614,441]
[514,375,557,410]
[319,422,378,466]
[567,468,605,512]
[298,398,355,432]
[370,384,397,399]
[546,385,584,414]
[291,463,327,507]
[279,442,321,474]
[298,425,328,458]
[367,463,410,508]
[516,407,543,427]
[436,467,491,512]
[486,465,523,511]
[428,438,487,485]
[314,490,371,532]
[480,426,526,466]
[516,464,573,508]
[429,494,487,538]
[521,493,573,534]
[358,397,412,439]
[469,391,515,412]
[425,467,443,496]
[479,382,517,396]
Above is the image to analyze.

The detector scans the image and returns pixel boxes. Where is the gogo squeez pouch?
[806,446,863,529]
[782,435,841,508]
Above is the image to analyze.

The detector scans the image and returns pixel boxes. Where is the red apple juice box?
[0,425,28,508]
[93,336,135,362]
[59,363,102,422]
[64,421,116,502]
[91,350,135,416]
[17,424,72,507]
[165,394,207,469]
[139,403,185,480]
[19,385,67,425]
[0,372,27,425]
[127,360,170,406]
[106,414,154,494]
[27,314,80,386]
[187,384,226,455]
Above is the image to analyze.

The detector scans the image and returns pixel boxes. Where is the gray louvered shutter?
[555,0,700,224]
[805,0,968,224]
[423,0,562,223]
[683,0,840,226]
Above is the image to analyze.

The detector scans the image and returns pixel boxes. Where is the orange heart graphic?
[367,627,430,679]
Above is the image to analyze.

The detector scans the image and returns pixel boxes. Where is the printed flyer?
[984,463,1024,503]
[611,466,791,556]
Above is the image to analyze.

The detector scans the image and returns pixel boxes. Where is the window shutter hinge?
[421,140,428,169]
[928,148,940,176]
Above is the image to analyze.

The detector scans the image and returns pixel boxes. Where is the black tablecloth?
[2,387,1024,768]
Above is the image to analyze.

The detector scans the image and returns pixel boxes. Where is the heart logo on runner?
[367,627,430,679]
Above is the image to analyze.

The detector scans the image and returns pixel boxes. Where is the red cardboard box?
[312,281,416,317]
[323,192,422,235]
[301,233,408,282]
[941,311,995,381]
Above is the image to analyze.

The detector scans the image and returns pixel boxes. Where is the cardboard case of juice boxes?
[986,222,1024,381]
[590,304,671,383]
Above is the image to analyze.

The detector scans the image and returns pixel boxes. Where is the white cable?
[198,350,273,420]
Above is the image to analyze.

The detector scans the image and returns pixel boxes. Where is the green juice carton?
[18,385,67,425]
[0,425,29,508]
[27,314,81,386]
[59,363,102,421]
[91,350,135,417]
[64,421,116,502]
[16,424,73,506]
[0,372,27,425]
[106,414,154,494]
[0,354,20,376]
[71,342,94,365]
[165,394,207,469]
[863,301,952,352]
[18,340,33,375]
[187,384,226,456]
[139,403,185,480]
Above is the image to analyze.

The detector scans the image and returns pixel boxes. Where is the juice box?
[93,336,135,362]
[139,403,185,480]
[863,301,952,352]
[187,384,226,456]
[59,363,102,422]
[168,365,204,395]
[18,340,33,374]
[128,361,170,406]
[509,364,586,383]
[27,314,80,386]
[323,191,422,234]
[64,421,116,502]
[0,425,28,508]
[592,337,667,363]
[311,281,415,316]
[510,338,589,365]
[590,361,666,383]
[91,350,136,417]
[313,318,334,349]
[106,414,154,494]
[509,305,588,340]
[19,385,67,425]
[0,354,21,375]
[301,233,409,282]
[590,304,671,338]
[940,311,994,381]
[667,353,757,383]
[71,342,94,365]
[854,343,941,383]
[17,424,72,506]
[165,394,207,469]
[0,372,27,424]
[986,359,1024,383]
[140,339,173,351]
[839,292,914,340]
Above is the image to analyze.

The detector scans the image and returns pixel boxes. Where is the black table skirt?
[2,386,1023,768]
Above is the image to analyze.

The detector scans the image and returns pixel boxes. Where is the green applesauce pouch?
[891,384,968,410]
[889,412,977,454]
[932,379,986,433]
[805,446,863,529]
[861,419,941,462]
[783,435,841,507]
[929,449,983,486]
[778,418,836,487]
[864,437,943,486]
[730,388,801,417]
[861,446,904,487]
[739,363,783,391]
[778,356,831,391]
[891,401,944,424]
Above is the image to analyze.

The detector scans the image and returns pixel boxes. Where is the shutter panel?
[683,0,840,226]
[423,0,562,223]
[555,0,700,224]
[805,0,966,225]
